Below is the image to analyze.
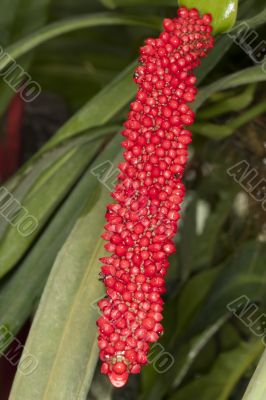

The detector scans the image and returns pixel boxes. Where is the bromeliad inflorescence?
[97,6,214,387]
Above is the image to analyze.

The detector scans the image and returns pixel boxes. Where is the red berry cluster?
[97,6,214,388]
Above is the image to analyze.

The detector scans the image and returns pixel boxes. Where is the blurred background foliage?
[0,0,265,399]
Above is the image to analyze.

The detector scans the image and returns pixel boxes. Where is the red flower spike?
[97,6,214,387]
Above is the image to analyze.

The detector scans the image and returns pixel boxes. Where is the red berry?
[142,317,156,330]
[112,362,127,375]
[163,18,175,32]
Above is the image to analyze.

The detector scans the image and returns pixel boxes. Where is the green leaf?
[195,65,266,110]
[169,340,263,400]
[41,53,264,153]
[192,194,234,269]
[218,322,240,351]
[243,349,266,400]
[0,0,50,115]
[229,100,266,129]
[193,100,266,139]
[9,138,122,400]
[196,35,231,83]
[4,125,119,197]
[9,189,105,400]
[41,62,136,151]
[100,0,177,7]
[0,133,122,349]
[179,197,197,282]
[26,42,255,152]
[244,6,266,29]
[0,140,102,278]
[100,0,177,9]
[192,123,234,139]
[0,63,139,276]
[140,267,222,400]
[0,0,21,46]
[179,0,238,34]
[8,0,50,41]
[197,84,256,119]
[179,193,234,277]
[2,13,161,71]
[98,1,264,89]
[175,268,222,338]
[0,12,159,116]
[172,316,228,390]
[192,241,266,331]
[0,60,138,278]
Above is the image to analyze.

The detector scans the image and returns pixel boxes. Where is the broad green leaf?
[0,127,113,243]
[9,138,122,400]
[9,188,105,400]
[4,125,119,196]
[0,140,102,278]
[179,0,238,34]
[0,133,122,350]
[3,13,161,71]
[169,340,263,400]
[243,349,266,400]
